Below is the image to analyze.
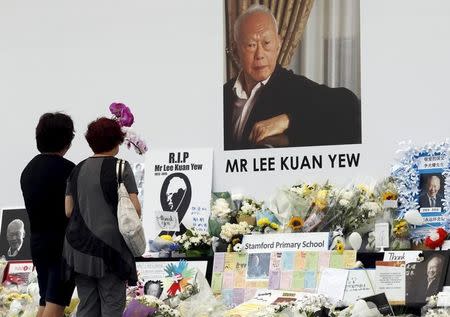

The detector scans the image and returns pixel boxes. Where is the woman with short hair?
[20,112,76,317]
[64,117,141,317]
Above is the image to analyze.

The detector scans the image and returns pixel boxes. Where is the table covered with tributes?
[1,249,450,317]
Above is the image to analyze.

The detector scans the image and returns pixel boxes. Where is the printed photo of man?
[224,2,361,150]
[0,209,31,260]
[419,174,444,208]
[6,219,25,258]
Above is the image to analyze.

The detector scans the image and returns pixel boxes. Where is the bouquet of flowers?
[301,182,337,232]
[374,177,398,205]
[219,222,252,252]
[237,197,262,218]
[255,217,280,233]
[209,192,235,237]
[123,295,181,317]
[269,183,316,233]
[0,290,34,317]
[109,102,148,155]
[321,184,383,235]
[173,229,212,257]
[270,182,337,233]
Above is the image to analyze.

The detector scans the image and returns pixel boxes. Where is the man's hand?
[249,114,290,144]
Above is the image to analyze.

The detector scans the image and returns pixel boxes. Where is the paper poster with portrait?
[135,259,210,300]
[143,148,213,242]
[0,208,31,261]
[405,251,449,306]
[393,142,450,242]
[131,163,145,209]
[246,253,271,280]
[223,1,362,151]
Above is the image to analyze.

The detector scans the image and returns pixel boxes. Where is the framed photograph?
[0,208,31,261]
[405,251,450,306]
[393,142,450,242]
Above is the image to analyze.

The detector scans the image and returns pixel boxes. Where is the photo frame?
[0,208,31,261]
[393,142,450,242]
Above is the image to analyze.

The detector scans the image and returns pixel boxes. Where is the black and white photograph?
[405,251,449,306]
[0,208,31,261]
[132,163,145,208]
[144,280,164,298]
[418,173,445,209]
[223,0,361,150]
[246,253,271,280]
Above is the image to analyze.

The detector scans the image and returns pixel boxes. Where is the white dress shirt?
[232,73,270,143]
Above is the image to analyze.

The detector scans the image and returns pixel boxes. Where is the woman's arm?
[65,195,74,218]
[129,193,142,218]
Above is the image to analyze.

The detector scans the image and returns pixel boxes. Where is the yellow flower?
[393,219,409,238]
[270,223,279,230]
[19,294,32,301]
[382,191,398,201]
[159,234,173,242]
[314,190,329,210]
[65,298,80,314]
[357,184,369,194]
[288,216,304,232]
[257,217,270,228]
[336,241,345,254]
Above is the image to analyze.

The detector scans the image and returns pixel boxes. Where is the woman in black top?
[20,112,75,317]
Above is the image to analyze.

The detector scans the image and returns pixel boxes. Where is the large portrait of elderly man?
[224,0,362,150]
[0,208,31,260]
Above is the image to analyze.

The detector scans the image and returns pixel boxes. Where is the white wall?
[0,0,222,207]
[1,0,449,209]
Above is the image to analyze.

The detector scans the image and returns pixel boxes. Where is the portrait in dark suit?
[419,174,445,209]
[406,252,448,306]
[223,4,361,150]
[0,208,31,260]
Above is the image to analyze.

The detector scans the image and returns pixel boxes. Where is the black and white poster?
[0,208,31,261]
[405,251,449,306]
[144,148,213,241]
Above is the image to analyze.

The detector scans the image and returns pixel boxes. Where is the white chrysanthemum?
[339,199,350,207]
[341,190,354,201]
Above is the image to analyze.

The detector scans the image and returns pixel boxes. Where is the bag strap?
[116,159,125,184]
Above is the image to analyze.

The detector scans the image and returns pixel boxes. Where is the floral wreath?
[109,102,148,155]
[392,140,450,241]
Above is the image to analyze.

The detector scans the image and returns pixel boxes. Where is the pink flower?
[109,102,127,117]
[124,128,148,155]
[119,107,134,127]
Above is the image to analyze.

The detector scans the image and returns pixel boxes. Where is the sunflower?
[287,216,304,232]
[382,191,398,201]
[335,240,345,254]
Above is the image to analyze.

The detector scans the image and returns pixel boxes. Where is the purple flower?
[124,129,148,155]
[109,102,127,117]
[123,299,157,317]
[119,107,134,127]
